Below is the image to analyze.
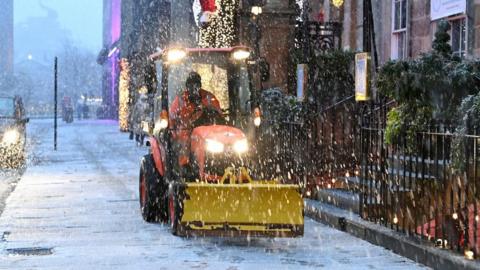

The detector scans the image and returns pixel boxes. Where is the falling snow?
[0,120,428,269]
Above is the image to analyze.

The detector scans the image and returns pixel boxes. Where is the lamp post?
[248,0,265,127]
[363,0,378,69]
[301,0,311,62]
[249,0,264,61]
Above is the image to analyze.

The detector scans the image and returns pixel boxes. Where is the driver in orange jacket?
[169,71,222,168]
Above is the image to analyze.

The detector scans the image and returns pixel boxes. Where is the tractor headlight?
[253,116,262,127]
[154,110,169,133]
[253,107,262,127]
[2,129,20,145]
[158,119,169,129]
[206,139,224,153]
[233,139,248,154]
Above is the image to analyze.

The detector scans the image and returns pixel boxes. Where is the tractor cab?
[150,47,255,136]
[148,47,258,181]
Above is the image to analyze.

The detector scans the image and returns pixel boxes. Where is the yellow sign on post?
[355,53,370,101]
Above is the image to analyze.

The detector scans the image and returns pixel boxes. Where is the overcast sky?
[14,0,103,53]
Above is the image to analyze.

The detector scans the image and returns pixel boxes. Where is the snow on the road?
[0,119,429,269]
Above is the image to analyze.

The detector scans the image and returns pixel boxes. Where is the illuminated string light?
[119,58,131,132]
[199,0,238,48]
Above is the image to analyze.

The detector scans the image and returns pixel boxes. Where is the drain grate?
[6,247,53,256]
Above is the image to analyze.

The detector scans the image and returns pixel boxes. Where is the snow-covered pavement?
[0,119,429,269]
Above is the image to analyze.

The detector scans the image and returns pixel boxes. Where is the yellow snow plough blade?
[178,181,304,237]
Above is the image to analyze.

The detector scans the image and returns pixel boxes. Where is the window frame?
[391,0,409,60]
[392,0,408,33]
[447,15,468,58]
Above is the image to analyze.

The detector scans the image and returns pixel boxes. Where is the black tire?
[168,185,183,235]
[139,154,168,222]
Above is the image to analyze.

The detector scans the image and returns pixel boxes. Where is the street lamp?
[251,6,262,16]
[250,0,265,16]
[249,0,265,60]
[331,0,344,8]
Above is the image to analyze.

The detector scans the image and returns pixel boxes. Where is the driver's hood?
[191,125,245,145]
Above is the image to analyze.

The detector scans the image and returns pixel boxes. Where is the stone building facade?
[100,0,170,121]
[100,0,300,121]
[308,0,480,64]
[238,0,297,91]
[187,0,298,91]
[100,0,122,118]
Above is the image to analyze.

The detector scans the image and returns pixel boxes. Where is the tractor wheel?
[168,187,182,235]
[139,154,167,222]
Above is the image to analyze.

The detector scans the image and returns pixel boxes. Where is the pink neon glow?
[110,0,121,110]
[111,0,121,43]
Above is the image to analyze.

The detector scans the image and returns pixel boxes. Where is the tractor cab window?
[236,66,250,115]
[0,98,14,118]
[165,53,251,118]
[167,55,229,111]
[154,61,164,122]
[191,63,229,110]
[156,51,252,128]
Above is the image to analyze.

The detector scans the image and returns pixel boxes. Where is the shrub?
[452,94,480,171]
[376,20,479,149]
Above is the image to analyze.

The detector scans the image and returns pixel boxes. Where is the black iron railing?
[361,125,480,255]
[256,120,314,186]
[259,94,480,257]
[256,95,362,194]
[309,96,360,189]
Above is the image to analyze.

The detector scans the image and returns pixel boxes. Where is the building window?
[391,0,408,60]
[449,17,467,58]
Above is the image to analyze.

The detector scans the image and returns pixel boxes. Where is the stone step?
[333,176,364,191]
[362,165,438,182]
[316,188,360,214]
[333,175,415,192]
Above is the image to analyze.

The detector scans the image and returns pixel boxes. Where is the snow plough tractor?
[138,46,304,237]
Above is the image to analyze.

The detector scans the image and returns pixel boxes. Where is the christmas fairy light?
[199,0,238,48]
[119,58,131,132]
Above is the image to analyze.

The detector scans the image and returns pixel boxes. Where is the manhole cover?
[6,247,53,256]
